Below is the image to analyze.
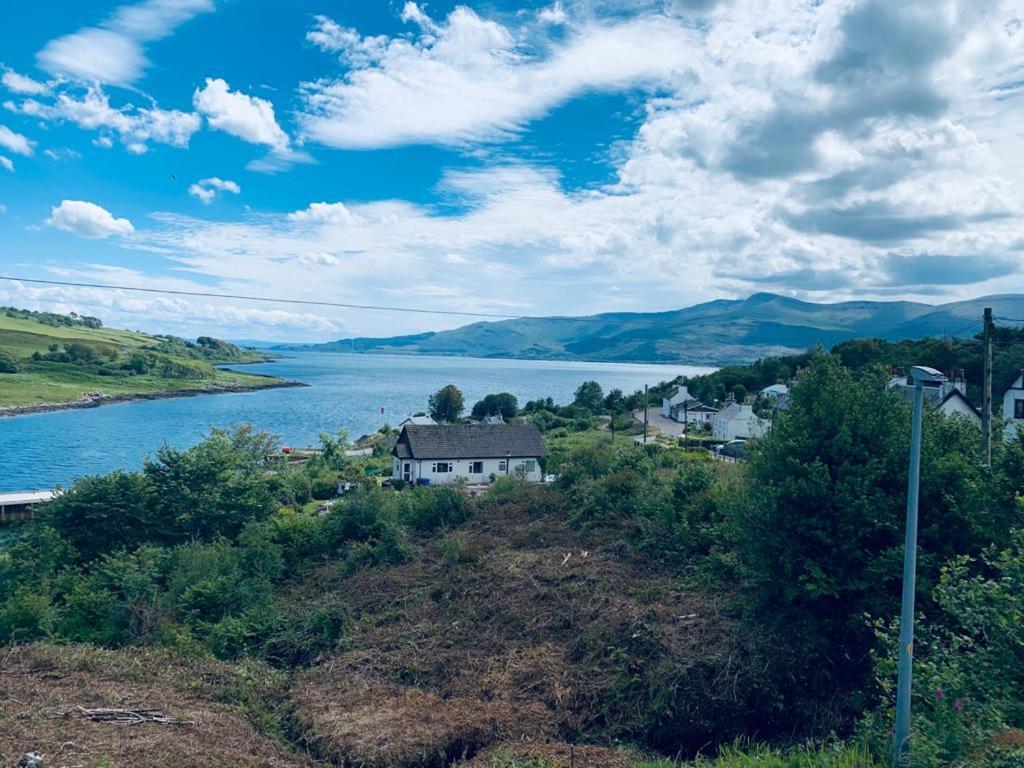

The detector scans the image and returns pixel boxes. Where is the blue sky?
[1,0,1023,341]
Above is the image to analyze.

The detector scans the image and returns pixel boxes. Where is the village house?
[759,383,789,399]
[392,423,548,485]
[887,370,981,426]
[661,386,717,425]
[399,414,437,428]
[1002,371,1024,441]
[712,402,770,440]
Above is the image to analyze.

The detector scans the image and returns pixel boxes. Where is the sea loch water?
[0,351,714,491]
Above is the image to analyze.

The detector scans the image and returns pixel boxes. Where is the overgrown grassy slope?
[0,309,290,410]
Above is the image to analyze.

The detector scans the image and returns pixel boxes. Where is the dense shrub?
[727,354,1020,732]
[0,346,20,372]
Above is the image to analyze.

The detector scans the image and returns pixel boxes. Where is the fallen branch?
[77,706,186,725]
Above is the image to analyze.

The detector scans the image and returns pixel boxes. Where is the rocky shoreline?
[0,379,308,419]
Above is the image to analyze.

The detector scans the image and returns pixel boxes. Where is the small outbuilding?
[0,490,56,524]
[392,423,548,485]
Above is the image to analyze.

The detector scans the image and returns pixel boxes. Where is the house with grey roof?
[661,385,717,425]
[392,423,548,485]
[399,414,437,428]
[712,403,770,440]
[887,370,980,426]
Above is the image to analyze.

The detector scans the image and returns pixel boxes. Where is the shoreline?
[0,379,308,419]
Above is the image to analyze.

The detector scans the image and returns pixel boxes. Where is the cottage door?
[403,462,412,482]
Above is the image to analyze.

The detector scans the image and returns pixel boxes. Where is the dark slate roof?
[393,424,549,460]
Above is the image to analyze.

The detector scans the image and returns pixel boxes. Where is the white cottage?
[759,383,789,399]
[887,371,980,426]
[938,389,981,426]
[712,403,770,440]
[392,423,548,485]
[661,386,717,425]
[1003,371,1024,441]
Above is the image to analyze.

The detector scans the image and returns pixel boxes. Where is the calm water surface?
[0,351,713,491]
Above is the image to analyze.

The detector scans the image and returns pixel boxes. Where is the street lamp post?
[892,366,946,767]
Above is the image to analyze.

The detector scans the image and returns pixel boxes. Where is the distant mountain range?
[273,293,1024,365]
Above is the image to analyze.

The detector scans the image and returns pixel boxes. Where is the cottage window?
[524,459,537,472]
[432,462,451,473]
[1016,399,1024,420]
[469,461,484,474]
[498,460,507,472]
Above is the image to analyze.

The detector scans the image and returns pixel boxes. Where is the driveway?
[632,408,690,438]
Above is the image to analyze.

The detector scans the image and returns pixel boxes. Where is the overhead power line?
[0,274,702,328]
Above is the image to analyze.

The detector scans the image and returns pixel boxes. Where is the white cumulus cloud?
[193,77,289,150]
[46,200,135,239]
[7,87,199,153]
[287,202,356,225]
[0,156,13,172]
[188,176,241,204]
[538,2,568,25]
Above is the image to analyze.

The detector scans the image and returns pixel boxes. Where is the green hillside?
[285,292,1024,364]
[0,307,293,412]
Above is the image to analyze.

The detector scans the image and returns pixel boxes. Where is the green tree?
[471,392,518,419]
[603,388,626,412]
[730,355,1015,729]
[731,384,747,403]
[42,471,154,562]
[428,384,464,422]
[0,347,19,373]
[573,380,604,412]
[143,427,278,542]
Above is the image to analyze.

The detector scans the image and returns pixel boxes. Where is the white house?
[661,386,717,425]
[759,383,789,399]
[939,389,981,426]
[1003,371,1024,441]
[392,423,548,485]
[712,403,770,440]
[887,371,980,427]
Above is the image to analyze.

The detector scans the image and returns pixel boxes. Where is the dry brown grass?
[0,644,316,768]
[292,488,752,766]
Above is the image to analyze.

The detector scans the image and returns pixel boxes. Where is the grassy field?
[0,310,292,410]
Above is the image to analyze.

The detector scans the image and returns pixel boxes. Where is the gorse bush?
[0,426,472,667]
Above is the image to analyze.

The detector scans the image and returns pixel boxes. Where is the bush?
[402,486,472,534]
[0,346,20,373]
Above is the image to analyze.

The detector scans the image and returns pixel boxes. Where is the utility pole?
[643,385,649,445]
[893,366,946,767]
[683,399,688,450]
[983,307,993,466]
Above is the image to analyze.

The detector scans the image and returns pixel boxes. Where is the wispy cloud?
[299,5,697,149]
[0,125,34,156]
[36,0,214,86]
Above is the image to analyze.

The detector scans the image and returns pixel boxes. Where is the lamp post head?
[909,366,946,385]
